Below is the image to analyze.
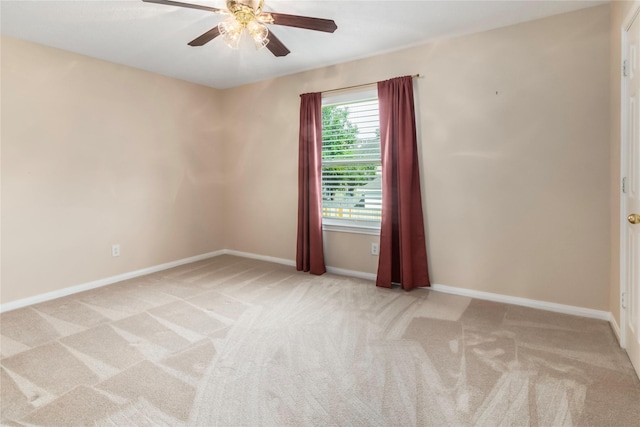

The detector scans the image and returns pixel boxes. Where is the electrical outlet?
[371,243,379,256]
[112,244,120,257]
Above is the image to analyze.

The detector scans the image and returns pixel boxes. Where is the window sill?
[322,220,381,236]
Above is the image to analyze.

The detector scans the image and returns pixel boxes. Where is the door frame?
[620,2,640,349]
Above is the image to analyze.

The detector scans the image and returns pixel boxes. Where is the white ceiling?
[1,0,608,89]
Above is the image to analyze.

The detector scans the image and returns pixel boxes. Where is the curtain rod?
[321,74,420,95]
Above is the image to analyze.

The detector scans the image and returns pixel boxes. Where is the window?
[321,87,381,234]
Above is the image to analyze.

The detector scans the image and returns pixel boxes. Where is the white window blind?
[321,89,382,230]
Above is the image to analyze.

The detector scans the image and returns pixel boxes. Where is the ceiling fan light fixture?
[247,20,269,50]
[143,0,337,57]
[218,16,243,49]
[218,15,269,51]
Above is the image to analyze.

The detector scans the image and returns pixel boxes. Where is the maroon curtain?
[376,76,430,290]
[296,92,326,275]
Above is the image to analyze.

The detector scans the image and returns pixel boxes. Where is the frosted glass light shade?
[247,20,269,49]
[218,17,244,49]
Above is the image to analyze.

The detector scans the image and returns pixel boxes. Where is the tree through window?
[321,89,381,229]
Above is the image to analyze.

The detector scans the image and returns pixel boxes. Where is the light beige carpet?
[1,255,639,426]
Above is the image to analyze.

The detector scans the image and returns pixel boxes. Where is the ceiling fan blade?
[188,27,221,46]
[142,0,224,14]
[269,12,337,33]
[265,31,290,57]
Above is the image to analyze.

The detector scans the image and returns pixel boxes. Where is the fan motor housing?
[227,0,264,14]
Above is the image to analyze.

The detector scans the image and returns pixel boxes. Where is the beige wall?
[1,36,227,304]
[223,5,612,310]
[609,1,636,327]
[1,5,612,312]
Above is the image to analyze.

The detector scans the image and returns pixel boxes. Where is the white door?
[624,10,640,379]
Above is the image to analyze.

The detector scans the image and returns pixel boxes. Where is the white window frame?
[321,86,381,235]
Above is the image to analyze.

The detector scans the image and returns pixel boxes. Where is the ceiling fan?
[142,0,337,57]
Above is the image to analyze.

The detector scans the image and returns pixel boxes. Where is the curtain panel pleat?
[376,76,430,290]
[296,92,326,275]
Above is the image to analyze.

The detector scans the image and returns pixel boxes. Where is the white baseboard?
[0,250,225,313]
[326,266,377,281]
[0,249,613,326]
[429,283,610,321]
[261,259,610,322]
[223,249,295,267]
[223,250,377,281]
[610,313,623,345]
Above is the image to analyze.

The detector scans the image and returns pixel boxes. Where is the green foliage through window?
[321,98,382,223]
